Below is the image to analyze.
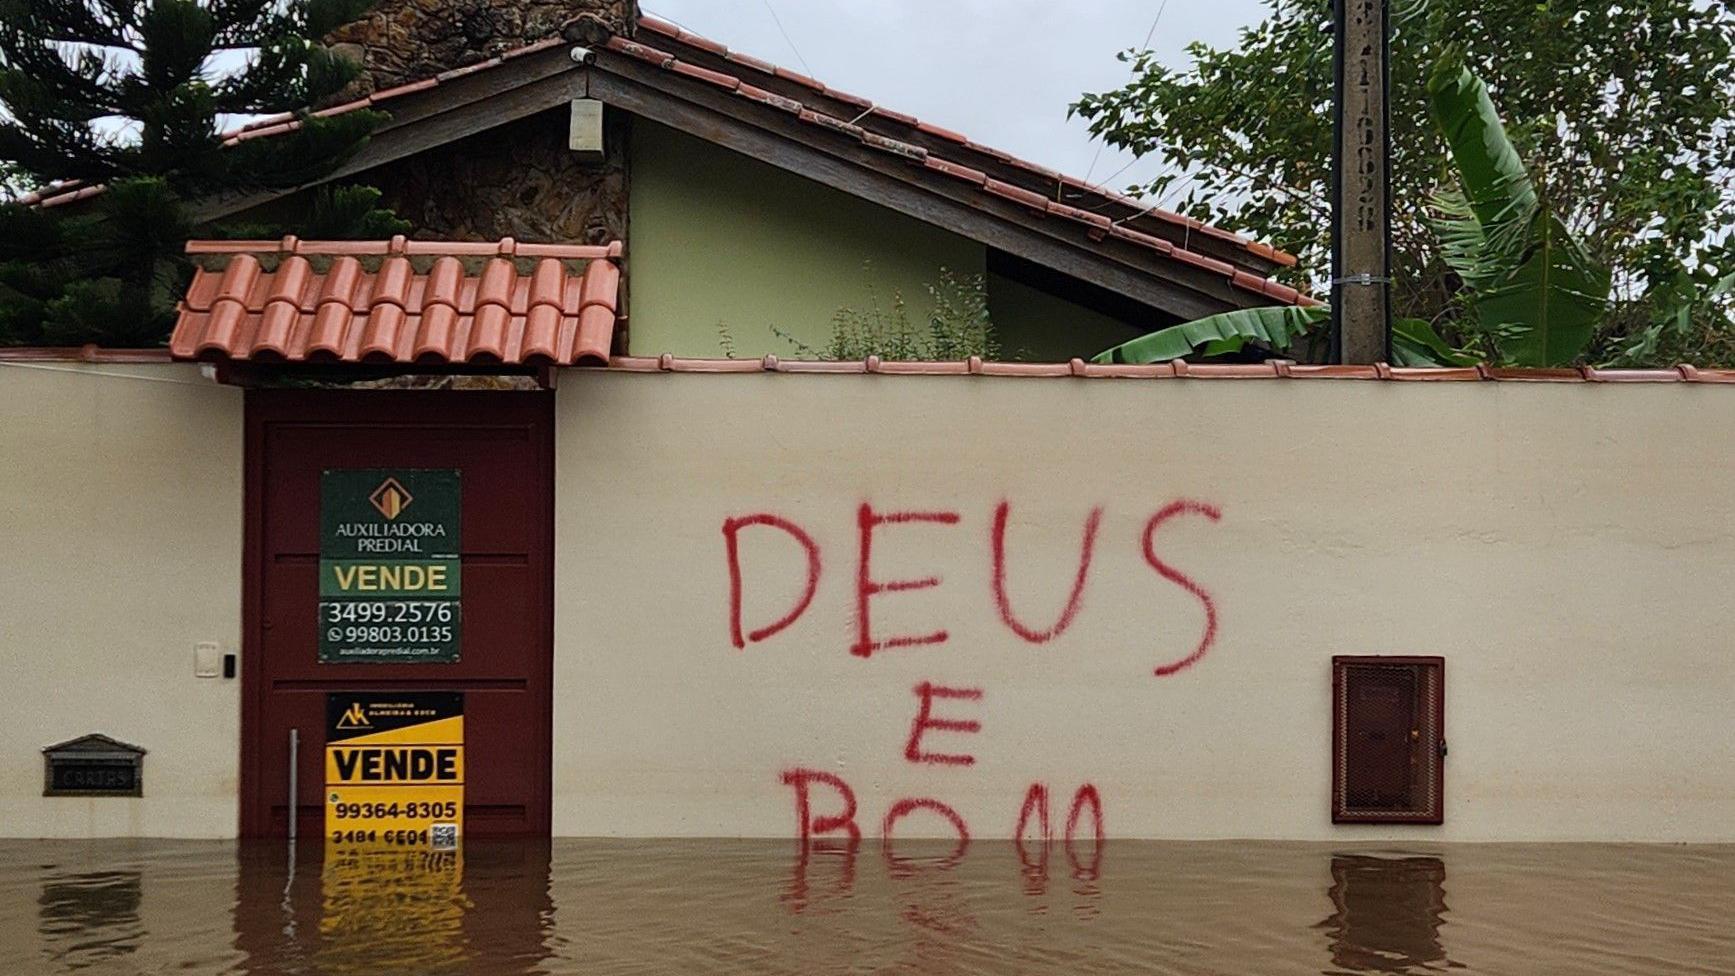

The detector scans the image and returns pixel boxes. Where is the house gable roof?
[21,16,1310,322]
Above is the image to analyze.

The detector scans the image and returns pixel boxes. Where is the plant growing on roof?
[750,266,1001,362]
[0,0,404,346]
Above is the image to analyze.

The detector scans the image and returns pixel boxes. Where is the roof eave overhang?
[585,49,1258,321]
[184,43,1272,322]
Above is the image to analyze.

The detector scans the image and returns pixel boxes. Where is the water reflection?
[36,869,143,970]
[1319,853,1451,974]
[782,839,857,915]
[231,840,552,976]
[0,839,1730,974]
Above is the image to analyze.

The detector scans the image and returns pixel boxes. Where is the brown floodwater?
[2,839,1731,975]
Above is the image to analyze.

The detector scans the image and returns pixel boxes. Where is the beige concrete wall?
[0,363,242,838]
[554,372,1735,841]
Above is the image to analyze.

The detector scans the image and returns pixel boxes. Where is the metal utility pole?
[1330,0,1393,364]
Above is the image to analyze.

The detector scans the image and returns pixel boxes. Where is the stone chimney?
[329,0,638,94]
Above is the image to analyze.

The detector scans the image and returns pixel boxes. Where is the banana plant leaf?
[1428,59,1609,366]
[1392,317,1478,367]
[1427,63,1535,237]
[1475,210,1610,365]
[1090,304,1328,364]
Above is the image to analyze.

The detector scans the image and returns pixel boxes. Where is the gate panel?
[242,390,554,838]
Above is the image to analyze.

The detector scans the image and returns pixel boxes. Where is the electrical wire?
[761,0,815,80]
[1084,0,1170,186]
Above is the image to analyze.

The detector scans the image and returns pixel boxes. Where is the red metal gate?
[242,389,554,838]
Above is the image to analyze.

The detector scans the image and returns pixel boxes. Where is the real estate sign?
[325,692,464,851]
[319,469,461,663]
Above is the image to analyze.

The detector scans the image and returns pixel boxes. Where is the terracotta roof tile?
[820,85,874,111]
[915,120,969,144]
[1231,269,1267,293]
[869,106,920,128]
[1107,223,1175,255]
[923,156,989,186]
[1168,247,1240,279]
[736,83,803,115]
[637,13,681,37]
[371,76,440,100]
[1045,200,1114,230]
[309,97,371,120]
[772,64,823,90]
[169,237,622,367]
[673,30,730,59]
[436,55,506,82]
[502,36,567,59]
[607,37,674,67]
[983,178,1051,212]
[863,131,926,162]
[670,60,739,90]
[722,49,781,76]
[1258,278,1304,305]
[37,184,104,208]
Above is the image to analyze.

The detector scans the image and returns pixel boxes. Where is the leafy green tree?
[0,0,400,346]
[1072,0,1735,365]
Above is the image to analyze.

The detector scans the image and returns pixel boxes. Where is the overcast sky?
[641,0,1271,199]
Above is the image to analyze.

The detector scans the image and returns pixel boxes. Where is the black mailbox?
[42,734,146,797]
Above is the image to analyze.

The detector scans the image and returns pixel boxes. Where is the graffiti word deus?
[723,499,1223,677]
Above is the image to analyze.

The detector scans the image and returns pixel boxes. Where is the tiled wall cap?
[17,344,1735,383]
[775,359,867,373]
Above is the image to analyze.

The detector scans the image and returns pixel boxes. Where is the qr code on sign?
[431,823,458,851]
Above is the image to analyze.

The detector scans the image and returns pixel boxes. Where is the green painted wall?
[628,121,985,358]
[628,120,1150,361]
[988,273,1145,362]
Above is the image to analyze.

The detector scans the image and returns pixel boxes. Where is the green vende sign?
[319,469,461,664]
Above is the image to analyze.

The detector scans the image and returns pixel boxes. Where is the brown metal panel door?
[1344,667,1418,808]
[1332,656,1445,824]
[242,390,554,838]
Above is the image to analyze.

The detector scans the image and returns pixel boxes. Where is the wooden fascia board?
[648,42,1283,277]
[190,46,586,222]
[586,54,1248,319]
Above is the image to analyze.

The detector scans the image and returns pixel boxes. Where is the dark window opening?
[1332,656,1444,824]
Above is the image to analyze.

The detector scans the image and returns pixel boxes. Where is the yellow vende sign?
[325,693,463,850]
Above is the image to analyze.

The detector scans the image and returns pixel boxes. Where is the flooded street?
[3,840,1732,974]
